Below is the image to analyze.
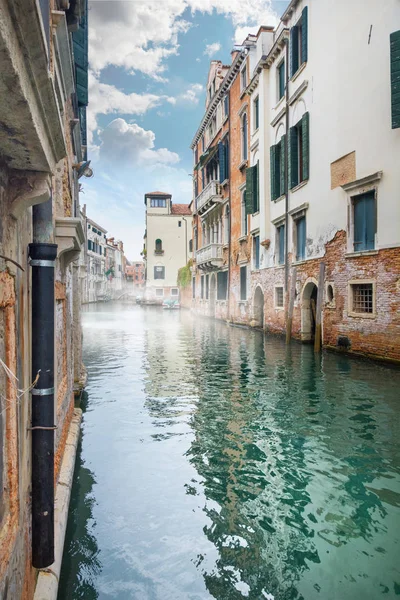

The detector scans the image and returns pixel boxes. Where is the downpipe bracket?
[31,387,55,396]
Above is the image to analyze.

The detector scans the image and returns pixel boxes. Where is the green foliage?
[177,259,193,288]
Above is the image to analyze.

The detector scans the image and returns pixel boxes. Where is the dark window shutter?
[246,166,255,214]
[301,6,308,64]
[280,135,286,196]
[218,142,226,183]
[288,126,299,189]
[290,26,299,77]
[278,224,285,264]
[253,161,259,212]
[354,192,376,251]
[225,140,229,179]
[390,30,400,129]
[270,145,276,200]
[72,0,89,107]
[302,112,310,181]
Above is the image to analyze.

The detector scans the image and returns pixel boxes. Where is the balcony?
[195,180,222,215]
[196,243,223,271]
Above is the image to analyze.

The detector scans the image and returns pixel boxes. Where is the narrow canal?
[58,303,400,600]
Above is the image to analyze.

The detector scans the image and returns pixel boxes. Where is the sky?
[84,0,290,261]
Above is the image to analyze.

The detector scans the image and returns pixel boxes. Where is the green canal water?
[58,303,400,600]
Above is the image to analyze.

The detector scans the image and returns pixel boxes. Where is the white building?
[106,238,125,298]
[143,191,192,303]
[86,218,107,302]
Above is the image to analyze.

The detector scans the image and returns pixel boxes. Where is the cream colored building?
[143,191,192,303]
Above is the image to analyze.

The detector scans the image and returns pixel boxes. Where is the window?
[391,31,400,129]
[275,286,284,308]
[350,282,374,316]
[240,266,247,300]
[201,275,204,299]
[253,96,259,130]
[178,221,182,227]
[289,113,310,189]
[205,274,209,299]
[241,113,248,161]
[245,162,259,215]
[224,205,230,244]
[253,235,260,270]
[295,216,306,261]
[154,266,165,279]
[194,227,198,251]
[278,60,285,100]
[150,198,167,208]
[276,224,285,264]
[88,223,91,229]
[189,239,193,253]
[217,271,228,300]
[192,277,196,299]
[171,288,179,296]
[241,64,247,91]
[241,189,248,236]
[156,288,164,297]
[290,7,308,77]
[353,191,376,251]
[270,135,285,201]
[88,240,92,251]
[223,94,229,118]
[155,239,163,253]
[218,140,229,183]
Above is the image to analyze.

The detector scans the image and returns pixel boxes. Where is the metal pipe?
[182,217,188,265]
[29,199,57,569]
[284,38,290,291]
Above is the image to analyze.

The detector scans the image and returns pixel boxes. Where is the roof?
[171,204,192,216]
[144,191,171,197]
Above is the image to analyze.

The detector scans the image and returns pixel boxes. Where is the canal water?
[58,303,400,600]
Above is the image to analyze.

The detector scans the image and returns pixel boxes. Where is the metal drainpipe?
[284,38,290,291]
[182,217,188,265]
[29,198,57,569]
[227,90,231,321]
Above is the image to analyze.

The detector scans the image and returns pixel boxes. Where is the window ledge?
[223,244,229,249]
[238,159,248,171]
[222,115,229,125]
[251,211,260,217]
[345,250,378,258]
[274,264,285,269]
[252,127,259,135]
[348,312,377,319]
[273,193,285,203]
[290,179,308,194]
[238,235,248,242]
[221,178,229,187]
[274,306,284,311]
[292,258,308,266]
[290,61,307,83]
[274,95,285,111]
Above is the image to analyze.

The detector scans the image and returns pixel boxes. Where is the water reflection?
[59,305,400,600]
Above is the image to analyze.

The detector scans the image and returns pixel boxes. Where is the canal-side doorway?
[209,273,216,318]
[253,286,264,329]
[301,280,318,342]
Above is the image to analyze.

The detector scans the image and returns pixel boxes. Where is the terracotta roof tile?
[171,204,192,215]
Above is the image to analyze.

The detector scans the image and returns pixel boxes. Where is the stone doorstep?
[33,409,82,600]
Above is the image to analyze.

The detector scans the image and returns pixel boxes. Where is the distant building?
[143,192,192,303]
[126,261,145,290]
[106,238,125,297]
[86,218,107,302]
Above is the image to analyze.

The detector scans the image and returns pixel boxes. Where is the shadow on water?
[58,391,102,600]
[58,305,400,600]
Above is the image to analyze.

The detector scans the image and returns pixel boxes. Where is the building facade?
[143,192,192,303]
[126,261,145,291]
[188,0,400,362]
[0,0,88,596]
[105,238,125,298]
[85,218,107,302]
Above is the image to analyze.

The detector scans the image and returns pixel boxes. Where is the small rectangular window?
[217,271,228,300]
[178,221,182,227]
[353,191,376,252]
[192,277,196,299]
[156,288,164,297]
[240,266,247,300]
[351,283,374,314]
[154,266,165,280]
[171,288,179,296]
[275,286,284,308]
[254,96,259,130]
[201,275,204,299]
[296,216,306,261]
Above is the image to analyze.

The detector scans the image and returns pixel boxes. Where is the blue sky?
[85,0,289,261]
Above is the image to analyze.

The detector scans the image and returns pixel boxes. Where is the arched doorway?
[301,280,318,342]
[253,286,264,329]
[209,273,216,318]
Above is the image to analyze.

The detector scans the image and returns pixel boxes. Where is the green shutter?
[270,145,277,200]
[253,161,259,212]
[302,112,310,181]
[288,127,299,189]
[280,135,286,197]
[73,0,89,107]
[301,6,308,64]
[246,166,255,214]
[218,142,226,183]
[391,30,400,129]
[290,26,299,77]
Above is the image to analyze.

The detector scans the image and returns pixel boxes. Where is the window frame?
[240,64,247,92]
[348,280,376,318]
[275,286,284,309]
[253,96,259,131]
[277,60,285,101]
[241,112,248,161]
[155,288,164,297]
[241,189,248,236]
[154,266,165,280]
[276,223,285,265]
[240,265,247,301]
[252,234,260,270]
[294,215,306,261]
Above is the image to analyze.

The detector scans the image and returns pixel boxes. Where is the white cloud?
[89,0,279,78]
[179,83,203,105]
[98,118,180,167]
[87,71,175,144]
[203,42,221,57]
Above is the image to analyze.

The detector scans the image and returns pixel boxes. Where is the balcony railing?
[195,180,222,214]
[196,243,223,266]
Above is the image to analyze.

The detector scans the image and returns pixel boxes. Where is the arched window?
[224,205,230,244]
[155,239,163,253]
[241,113,248,161]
